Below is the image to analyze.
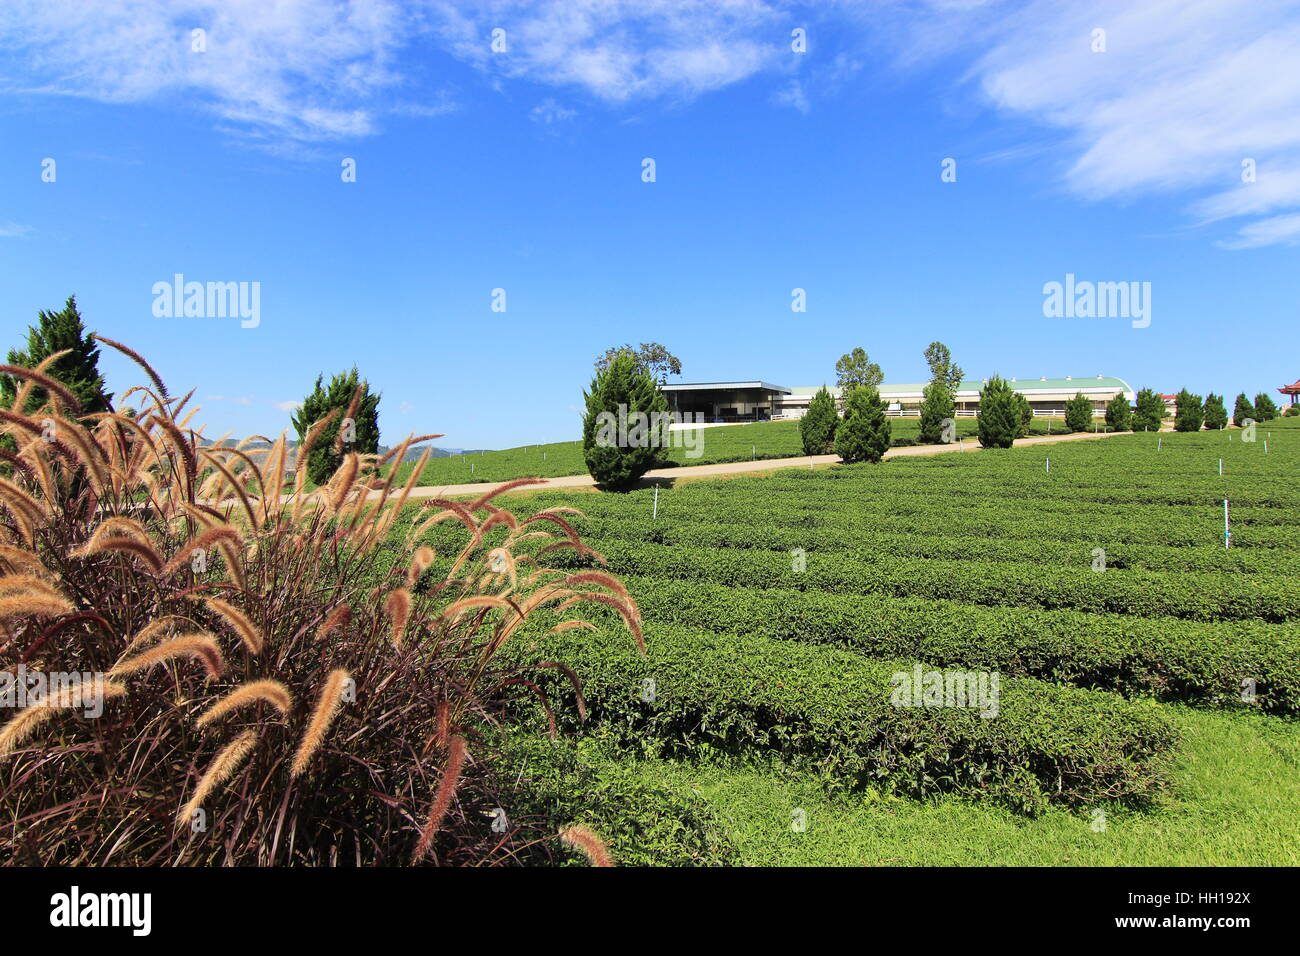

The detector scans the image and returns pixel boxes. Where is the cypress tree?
[799,385,838,455]
[976,376,1018,448]
[1104,393,1132,432]
[1010,391,1033,438]
[918,381,956,443]
[290,368,381,485]
[1173,388,1204,432]
[1252,392,1278,422]
[2,295,112,415]
[1133,388,1166,432]
[1203,393,1228,430]
[1064,392,1093,432]
[1232,393,1255,426]
[835,385,891,463]
[582,351,669,490]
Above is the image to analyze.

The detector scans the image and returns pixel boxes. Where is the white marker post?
[471,462,475,475]
[1158,437,1162,451]
[652,485,659,521]
[1219,458,1223,476]
[1046,458,1050,473]
[1224,498,1230,550]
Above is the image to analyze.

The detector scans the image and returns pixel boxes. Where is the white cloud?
[399,401,415,414]
[4,0,1298,248]
[0,0,413,144]
[1218,213,1300,250]
[275,399,303,412]
[530,97,576,124]
[428,0,782,103]
[0,221,31,238]
[772,79,809,114]
[947,0,1300,247]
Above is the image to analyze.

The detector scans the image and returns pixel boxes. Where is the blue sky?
[2,0,1298,448]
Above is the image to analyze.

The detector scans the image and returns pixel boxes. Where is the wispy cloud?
[530,97,576,124]
[944,0,1300,247]
[1217,213,1300,250]
[428,0,783,103]
[0,0,413,145]
[0,221,31,238]
[3,1,1298,247]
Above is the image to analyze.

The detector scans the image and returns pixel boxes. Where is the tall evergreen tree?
[582,351,669,490]
[291,368,381,485]
[1173,388,1204,432]
[1104,393,1132,432]
[1132,388,1166,432]
[1010,391,1033,437]
[1064,392,1094,432]
[799,385,839,454]
[835,385,891,463]
[918,380,956,443]
[1232,393,1256,427]
[1203,393,1228,430]
[2,295,112,414]
[1253,392,1279,422]
[976,376,1018,448]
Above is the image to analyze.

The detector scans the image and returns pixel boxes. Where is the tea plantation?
[392,416,1092,486]
[395,420,1300,865]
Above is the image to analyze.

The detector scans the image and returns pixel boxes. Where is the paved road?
[403,429,1129,499]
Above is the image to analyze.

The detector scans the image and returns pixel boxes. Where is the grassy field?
[393,418,1300,865]
[391,415,1099,486]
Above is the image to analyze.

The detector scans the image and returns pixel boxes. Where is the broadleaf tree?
[923,341,964,392]
[594,342,681,386]
[834,348,883,392]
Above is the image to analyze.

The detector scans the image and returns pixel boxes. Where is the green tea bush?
[524,623,1180,815]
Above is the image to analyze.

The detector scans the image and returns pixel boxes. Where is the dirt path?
[406,429,1129,499]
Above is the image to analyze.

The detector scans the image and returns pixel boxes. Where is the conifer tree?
[2,295,112,415]
[835,385,891,463]
[799,385,838,454]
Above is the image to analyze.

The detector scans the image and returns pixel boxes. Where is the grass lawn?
[589,706,1300,866]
